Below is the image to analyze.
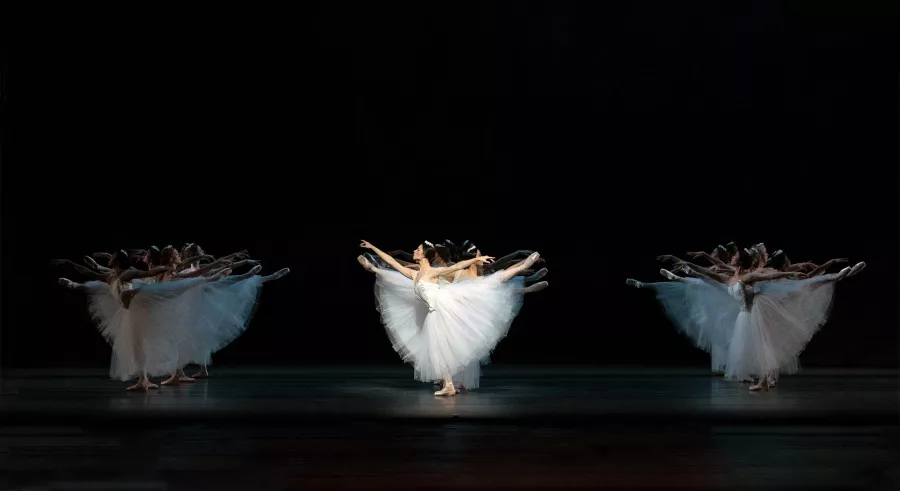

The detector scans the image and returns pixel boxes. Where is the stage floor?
[1,367,898,490]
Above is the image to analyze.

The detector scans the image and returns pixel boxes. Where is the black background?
[3,2,898,369]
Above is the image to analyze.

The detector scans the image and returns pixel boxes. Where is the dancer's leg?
[496,253,540,283]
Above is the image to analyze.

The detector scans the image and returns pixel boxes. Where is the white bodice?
[414,280,440,312]
[110,278,133,305]
[728,281,752,312]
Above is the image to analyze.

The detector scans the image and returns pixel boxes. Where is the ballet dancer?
[360,240,539,396]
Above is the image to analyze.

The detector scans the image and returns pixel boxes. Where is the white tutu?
[724,275,837,380]
[85,277,210,381]
[167,274,263,367]
[373,269,520,383]
[643,278,735,363]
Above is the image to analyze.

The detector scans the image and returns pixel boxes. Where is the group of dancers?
[54,244,289,391]
[357,240,549,396]
[627,242,865,391]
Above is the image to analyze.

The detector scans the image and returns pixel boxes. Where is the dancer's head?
[458,241,480,261]
[713,245,730,263]
[183,243,205,261]
[413,242,438,264]
[738,248,754,271]
[433,243,451,266]
[110,249,130,274]
[160,245,182,266]
[767,249,787,270]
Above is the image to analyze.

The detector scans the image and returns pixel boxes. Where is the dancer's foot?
[269,267,290,280]
[625,278,643,288]
[836,267,851,280]
[522,252,541,269]
[192,366,210,379]
[847,262,866,277]
[767,375,777,388]
[248,264,263,276]
[176,369,195,383]
[522,281,549,294]
[160,373,181,386]
[749,381,769,392]
[126,378,158,391]
[659,269,680,281]
[434,383,457,397]
[58,278,77,289]
[526,268,548,283]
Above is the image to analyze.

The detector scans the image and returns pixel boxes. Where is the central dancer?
[360,240,540,396]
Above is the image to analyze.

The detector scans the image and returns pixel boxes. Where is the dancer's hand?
[686,251,704,258]
[833,258,848,265]
[475,256,495,264]
[360,240,374,249]
[656,254,678,263]
[234,250,250,260]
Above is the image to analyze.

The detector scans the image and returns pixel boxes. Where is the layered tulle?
[373,270,520,383]
[724,276,837,380]
[168,275,263,367]
[85,277,210,380]
[643,278,736,361]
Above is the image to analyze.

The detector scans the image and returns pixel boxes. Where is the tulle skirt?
[374,270,520,384]
[724,275,837,380]
[169,275,263,367]
[644,278,735,364]
[85,277,210,381]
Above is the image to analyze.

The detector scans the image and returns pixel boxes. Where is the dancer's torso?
[728,281,753,312]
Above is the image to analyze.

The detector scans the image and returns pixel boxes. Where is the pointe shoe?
[434,383,457,397]
[270,268,290,280]
[248,264,263,276]
[836,267,851,280]
[524,281,549,293]
[527,267,548,283]
[625,278,643,288]
[523,252,541,268]
[58,278,76,289]
[848,262,866,277]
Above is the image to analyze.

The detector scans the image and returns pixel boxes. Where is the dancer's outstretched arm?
[261,268,290,283]
[50,259,108,281]
[175,254,215,271]
[741,270,808,285]
[218,250,250,262]
[807,258,848,277]
[83,256,113,274]
[120,266,170,282]
[92,252,112,261]
[360,241,416,279]
[230,259,261,270]
[175,258,233,278]
[686,251,731,269]
[432,256,495,277]
[677,264,730,284]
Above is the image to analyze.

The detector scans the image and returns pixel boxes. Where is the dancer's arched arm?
[229,259,261,270]
[360,241,416,279]
[218,250,250,262]
[176,255,215,271]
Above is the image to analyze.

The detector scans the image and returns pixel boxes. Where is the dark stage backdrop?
[4,2,898,369]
